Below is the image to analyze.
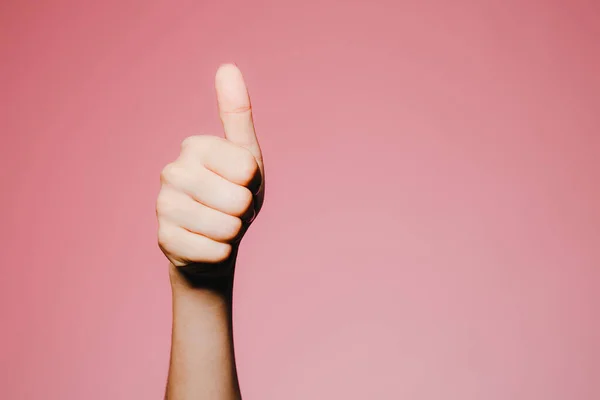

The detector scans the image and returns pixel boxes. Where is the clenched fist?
[156,64,264,280]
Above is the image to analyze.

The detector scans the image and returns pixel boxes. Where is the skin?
[156,64,264,400]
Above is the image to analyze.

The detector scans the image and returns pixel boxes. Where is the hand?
[156,64,264,282]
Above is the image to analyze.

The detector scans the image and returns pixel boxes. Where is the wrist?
[169,263,235,299]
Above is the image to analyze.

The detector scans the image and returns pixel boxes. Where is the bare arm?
[157,64,264,400]
[165,265,240,399]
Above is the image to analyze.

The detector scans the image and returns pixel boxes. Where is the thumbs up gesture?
[156,64,264,279]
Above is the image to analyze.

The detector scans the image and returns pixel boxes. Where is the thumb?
[215,64,262,166]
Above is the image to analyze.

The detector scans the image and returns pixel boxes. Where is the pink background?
[1,1,599,399]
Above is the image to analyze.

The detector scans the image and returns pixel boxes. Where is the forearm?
[165,265,241,400]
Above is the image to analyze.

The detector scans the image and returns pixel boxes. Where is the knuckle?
[157,225,177,250]
[155,193,166,216]
[155,192,178,217]
[181,135,215,153]
[181,135,203,149]
[160,162,179,184]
